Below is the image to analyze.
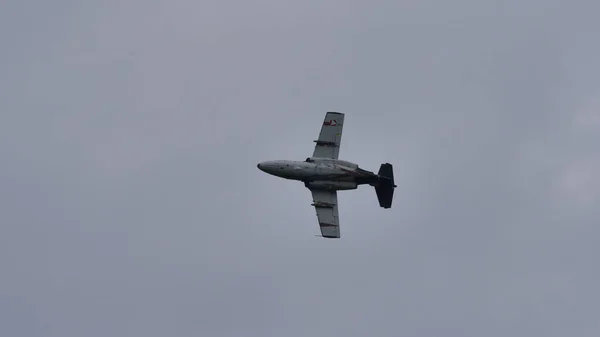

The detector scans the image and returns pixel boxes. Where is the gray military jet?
[257,112,396,238]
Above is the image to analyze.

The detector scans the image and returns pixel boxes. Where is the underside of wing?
[312,112,344,159]
[309,189,340,238]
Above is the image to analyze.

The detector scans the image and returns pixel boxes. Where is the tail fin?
[375,163,396,209]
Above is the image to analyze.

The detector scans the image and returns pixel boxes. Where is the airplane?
[257,112,396,238]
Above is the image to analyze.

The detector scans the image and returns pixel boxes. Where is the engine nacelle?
[306,157,359,169]
[305,180,358,191]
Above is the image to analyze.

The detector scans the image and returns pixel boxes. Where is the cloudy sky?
[2,0,600,336]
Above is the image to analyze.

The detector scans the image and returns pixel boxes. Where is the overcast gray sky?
[2,0,600,336]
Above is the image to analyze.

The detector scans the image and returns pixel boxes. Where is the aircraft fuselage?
[257,157,379,190]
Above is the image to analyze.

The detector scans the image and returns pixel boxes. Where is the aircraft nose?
[257,162,271,173]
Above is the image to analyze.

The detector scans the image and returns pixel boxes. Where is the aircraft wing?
[312,112,344,159]
[309,188,340,238]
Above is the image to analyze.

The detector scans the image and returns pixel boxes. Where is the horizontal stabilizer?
[375,163,396,209]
